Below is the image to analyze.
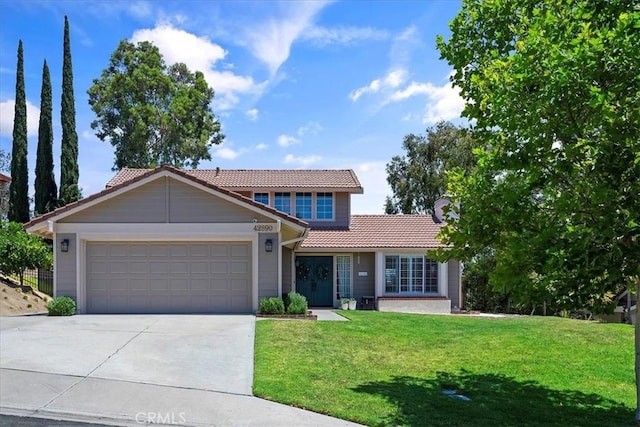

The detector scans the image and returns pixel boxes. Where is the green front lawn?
[254,311,634,426]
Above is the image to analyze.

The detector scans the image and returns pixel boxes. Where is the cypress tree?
[34,60,57,216]
[59,16,80,206]
[8,40,30,223]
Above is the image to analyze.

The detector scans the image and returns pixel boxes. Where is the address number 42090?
[254,224,274,232]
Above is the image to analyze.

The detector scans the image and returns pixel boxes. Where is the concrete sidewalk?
[0,315,361,426]
[1,369,359,426]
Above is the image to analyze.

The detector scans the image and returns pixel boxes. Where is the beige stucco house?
[25,165,461,314]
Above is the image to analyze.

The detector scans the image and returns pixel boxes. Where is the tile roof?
[300,215,447,249]
[106,168,363,192]
[0,173,10,183]
[24,165,309,233]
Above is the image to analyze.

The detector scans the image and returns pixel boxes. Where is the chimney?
[215,167,220,177]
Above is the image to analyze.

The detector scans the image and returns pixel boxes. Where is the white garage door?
[86,242,252,314]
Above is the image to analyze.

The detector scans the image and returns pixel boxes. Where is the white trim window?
[385,255,438,294]
[336,255,351,299]
[295,192,312,219]
[274,192,291,214]
[316,192,333,220]
[254,193,269,205]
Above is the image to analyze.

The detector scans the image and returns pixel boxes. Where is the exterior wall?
[258,233,278,300]
[60,178,273,224]
[169,179,270,223]
[378,298,451,314]
[282,247,293,295]
[60,179,167,223]
[447,259,461,311]
[56,233,77,301]
[352,252,375,301]
[307,192,350,229]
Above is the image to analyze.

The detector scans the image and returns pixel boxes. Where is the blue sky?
[0,0,464,214]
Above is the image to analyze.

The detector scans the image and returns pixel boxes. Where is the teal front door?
[296,256,333,307]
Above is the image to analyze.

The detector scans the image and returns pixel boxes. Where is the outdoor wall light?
[61,239,69,253]
[265,239,273,253]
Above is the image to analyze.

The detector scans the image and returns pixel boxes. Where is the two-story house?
[24,165,461,314]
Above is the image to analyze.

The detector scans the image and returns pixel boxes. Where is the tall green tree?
[87,40,224,170]
[8,40,29,223]
[0,221,52,287]
[34,60,57,216]
[385,121,475,214]
[59,15,80,206]
[435,0,640,420]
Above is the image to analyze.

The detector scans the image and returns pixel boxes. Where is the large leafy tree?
[435,0,640,419]
[385,121,475,214]
[59,16,80,206]
[0,221,52,286]
[35,60,57,216]
[8,40,29,223]
[87,40,224,170]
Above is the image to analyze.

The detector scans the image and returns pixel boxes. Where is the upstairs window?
[274,192,291,214]
[254,193,269,205]
[295,192,312,219]
[316,193,333,220]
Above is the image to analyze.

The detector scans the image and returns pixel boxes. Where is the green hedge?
[259,297,285,314]
[47,296,76,316]
[285,292,308,315]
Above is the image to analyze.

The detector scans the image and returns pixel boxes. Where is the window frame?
[274,192,291,214]
[253,192,269,205]
[384,254,439,295]
[315,192,334,221]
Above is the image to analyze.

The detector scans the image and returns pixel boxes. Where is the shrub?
[47,296,76,316]
[286,292,308,315]
[259,297,284,315]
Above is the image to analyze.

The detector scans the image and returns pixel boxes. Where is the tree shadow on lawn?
[351,370,633,427]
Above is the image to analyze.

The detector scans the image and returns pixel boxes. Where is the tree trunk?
[635,278,640,423]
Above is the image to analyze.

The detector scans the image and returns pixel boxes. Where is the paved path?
[0,315,360,426]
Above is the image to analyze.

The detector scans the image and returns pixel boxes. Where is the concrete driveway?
[0,315,359,427]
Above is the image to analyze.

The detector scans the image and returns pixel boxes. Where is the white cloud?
[277,134,300,147]
[302,25,389,47]
[390,25,420,66]
[213,146,241,160]
[283,154,322,167]
[256,143,268,150]
[421,82,465,124]
[246,108,259,121]
[297,121,322,136]
[349,68,407,101]
[243,1,330,75]
[131,23,264,110]
[0,99,40,138]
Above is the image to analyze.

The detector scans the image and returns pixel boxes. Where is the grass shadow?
[351,370,633,426]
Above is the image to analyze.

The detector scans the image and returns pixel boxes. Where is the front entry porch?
[295,256,333,307]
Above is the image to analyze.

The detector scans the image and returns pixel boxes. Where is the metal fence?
[2,268,53,296]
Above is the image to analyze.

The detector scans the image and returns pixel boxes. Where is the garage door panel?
[149,262,168,274]
[86,242,252,314]
[170,278,188,290]
[170,245,189,257]
[231,261,249,274]
[191,262,209,274]
[149,278,169,291]
[149,245,168,257]
[170,262,188,274]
